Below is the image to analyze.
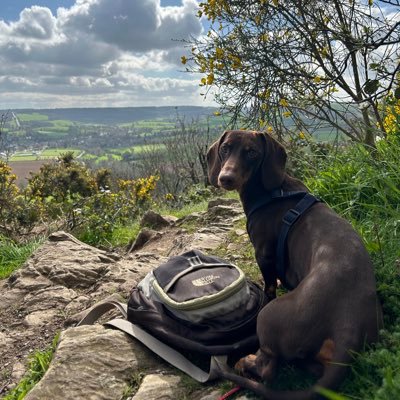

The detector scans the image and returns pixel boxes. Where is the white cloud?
[58,0,200,52]
[0,0,211,109]
[0,6,57,39]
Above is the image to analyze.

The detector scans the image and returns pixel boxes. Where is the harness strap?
[276,193,320,289]
[245,189,308,220]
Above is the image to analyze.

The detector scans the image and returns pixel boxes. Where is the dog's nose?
[218,172,236,189]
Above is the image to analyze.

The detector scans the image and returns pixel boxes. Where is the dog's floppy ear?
[260,133,287,190]
[207,131,227,187]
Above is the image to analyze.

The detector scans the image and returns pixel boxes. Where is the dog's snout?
[218,171,237,189]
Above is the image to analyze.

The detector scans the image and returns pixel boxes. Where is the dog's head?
[207,130,287,192]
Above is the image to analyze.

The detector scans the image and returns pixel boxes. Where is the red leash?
[218,386,242,400]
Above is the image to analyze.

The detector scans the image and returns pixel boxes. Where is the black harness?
[245,189,320,290]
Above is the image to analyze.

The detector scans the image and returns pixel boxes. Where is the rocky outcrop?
[1,199,253,399]
[25,325,170,400]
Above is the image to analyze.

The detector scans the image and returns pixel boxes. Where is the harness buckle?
[282,208,301,225]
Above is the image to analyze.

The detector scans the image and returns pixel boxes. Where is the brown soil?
[9,160,52,187]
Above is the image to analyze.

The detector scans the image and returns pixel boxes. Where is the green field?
[115,143,165,154]
[83,143,166,163]
[10,148,82,161]
[119,119,175,130]
[16,112,49,122]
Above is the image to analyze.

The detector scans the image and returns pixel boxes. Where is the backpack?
[78,249,267,382]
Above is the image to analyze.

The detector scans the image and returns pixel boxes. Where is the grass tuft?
[3,333,60,400]
[0,236,44,279]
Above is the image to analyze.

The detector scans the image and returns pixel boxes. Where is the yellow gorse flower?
[279,98,289,107]
[118,175,159,203]
[215,47,224,60]
[165,193,174,201]
[383,98,400,136]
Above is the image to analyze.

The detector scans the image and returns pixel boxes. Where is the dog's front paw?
[235,354,257,376]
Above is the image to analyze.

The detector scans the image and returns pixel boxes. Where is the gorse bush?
[28,152,98,203]
[71,176,159,246]
[0,153,159,256]
[0,161,20,229]
[382,96,400,139]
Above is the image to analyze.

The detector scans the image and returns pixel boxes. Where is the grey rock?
[176,212,205,226]
[0,331,12,348]
[22,286,77,313]
[206,205,243,222]
[11,362,26,383]
[207,197,240,209]
[131,374,182,400]
[11,233,117,290]
[190,232,225,252]
[140,211,175,230]
[128,228,162,252]
[25,325,163,400]
[198,390,221,400]
[24,309,59,328]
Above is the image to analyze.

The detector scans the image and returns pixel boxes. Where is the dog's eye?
[247,149,258,159]
[220,144,230,157]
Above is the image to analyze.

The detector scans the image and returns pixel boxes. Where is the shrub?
[68,176,159,247]
[0,161,19,225]
[27,152,98,207]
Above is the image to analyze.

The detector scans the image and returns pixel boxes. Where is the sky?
[0,0,213,109]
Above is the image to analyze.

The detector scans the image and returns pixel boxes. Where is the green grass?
[30,119,74,138]
[10,148,81,161]
[3,333,60,400]
[16,113,49,122]
[119,119,175,131]
[0,236,43,279]
[41,149,81,157]
[131,143,166,154]
[92,154,122,162]
[156,198,212,220]
[83,144,165,163]
[109,222,142,248]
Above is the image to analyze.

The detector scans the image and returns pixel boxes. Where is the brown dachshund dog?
[207,130,382,399]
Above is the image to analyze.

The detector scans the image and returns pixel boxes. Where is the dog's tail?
[216,348,352,400]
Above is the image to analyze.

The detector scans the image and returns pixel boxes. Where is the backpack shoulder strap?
[77,300,127,324]
[106,317,226,382]
[77,301,226,383]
